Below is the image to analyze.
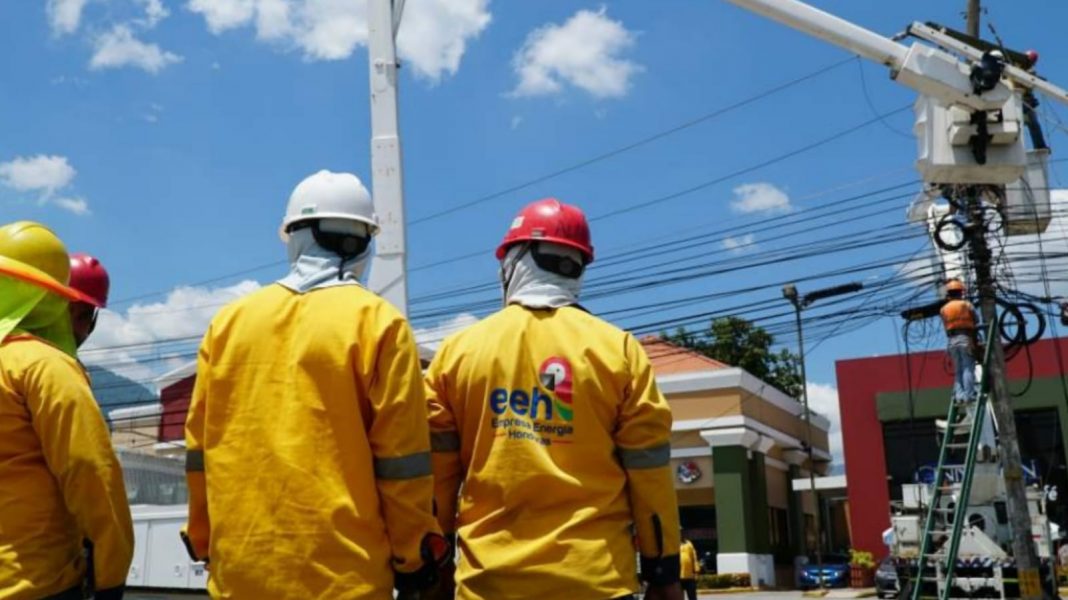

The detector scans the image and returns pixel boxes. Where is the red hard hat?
[69,253,110,308]
[496,198,594,263]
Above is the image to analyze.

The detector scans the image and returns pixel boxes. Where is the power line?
[408,57,857,226]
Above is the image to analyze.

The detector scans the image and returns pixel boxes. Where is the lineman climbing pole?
[366,0,409,315]
[722,1,1068,598]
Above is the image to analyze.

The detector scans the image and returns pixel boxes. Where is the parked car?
[798,553,850,589]
[875,556,900,598]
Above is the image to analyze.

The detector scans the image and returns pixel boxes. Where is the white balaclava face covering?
[500,242,584,309]
[277,218,373,294]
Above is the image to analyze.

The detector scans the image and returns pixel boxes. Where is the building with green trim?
[643,337,836,587]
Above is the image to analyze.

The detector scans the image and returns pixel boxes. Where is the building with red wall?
[836,336,1068,558]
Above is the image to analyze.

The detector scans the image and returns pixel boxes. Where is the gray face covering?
[500,243,583,309]
[277,219,372,294]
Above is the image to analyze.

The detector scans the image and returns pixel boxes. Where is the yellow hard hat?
[0,221,71,286]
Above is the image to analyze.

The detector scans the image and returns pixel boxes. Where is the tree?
[664,316,803,398]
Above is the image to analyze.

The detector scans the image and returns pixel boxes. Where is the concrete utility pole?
[966,0,981,37]
[965,192,1044,600]
[366,0,409,316]
[961,2,1043,598]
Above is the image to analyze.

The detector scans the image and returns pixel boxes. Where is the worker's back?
[940,298,976,338]
[189,283,426,599]
[0,334,133,600]
[427,304,673,600]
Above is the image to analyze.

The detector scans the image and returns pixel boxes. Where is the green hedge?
[696,573,752,589]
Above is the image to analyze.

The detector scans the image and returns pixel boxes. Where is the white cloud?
[414,313,479,351]
[510,115,523,130]
[187,0,255,33]
[142,102,164,123]
[185,0,491,81]
[1000,189,1068,299]
[722,233,756,253]
[806,381,844,469]
[0,155,76,194]
[893,190,1068,301]
[54,197,90,215]
[395,0,491,80]
[510,7,640,99]
[47,0,90,35]
[90,25,183,74]
[211,61,222,70]
[730,183,792,214]
[0,154,91,216]
[50,75,90,87]
[136,0,170,28]
[82,280,261,380]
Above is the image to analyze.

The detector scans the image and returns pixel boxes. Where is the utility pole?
[965,191,1044,600]
[366,0,409,316]
[961,1,1043,597]
[788,291,822,590]
[965,0,980,37]
[783,282,863,591]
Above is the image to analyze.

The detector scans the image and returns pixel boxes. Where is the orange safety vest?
[940,299,976,332]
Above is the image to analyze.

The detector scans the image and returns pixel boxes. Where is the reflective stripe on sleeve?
[374,451,432,480]
[186,449,205,473]
[618,443,671,470]
[430,431,460,452]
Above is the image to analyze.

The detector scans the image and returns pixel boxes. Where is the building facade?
[836,336,1068,558]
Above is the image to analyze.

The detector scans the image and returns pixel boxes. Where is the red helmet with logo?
[69,253,110,308]
[495,198,594,263]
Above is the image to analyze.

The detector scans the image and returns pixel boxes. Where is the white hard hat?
[281,170,379,239]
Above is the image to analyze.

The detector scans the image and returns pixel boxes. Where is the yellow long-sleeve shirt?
[427,304,681,600]
[680,540,700,579]
[184,284,441,599]
[0,334,133,600]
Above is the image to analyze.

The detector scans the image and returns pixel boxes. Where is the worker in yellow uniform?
[68,253,110,348]
[426,198,683,600]
[939,279,979,402]
[0,222,133,600]
[184,171,447,599]
[680,535,700,600]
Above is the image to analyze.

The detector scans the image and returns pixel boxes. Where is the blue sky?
[3,0,1068,461]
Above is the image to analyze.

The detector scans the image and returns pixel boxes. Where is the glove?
[394,533,452,597]
[644,582,684,600]
[95,586,125,600]
[640,554,681,586]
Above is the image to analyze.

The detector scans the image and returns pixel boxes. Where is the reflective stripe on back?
[373,452,432,480]
[618,443,671,469]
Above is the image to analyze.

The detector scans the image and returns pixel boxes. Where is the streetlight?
[782,281,863,591]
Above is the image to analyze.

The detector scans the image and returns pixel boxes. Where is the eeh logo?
[539,357,573,422]
[487,356,575,422]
